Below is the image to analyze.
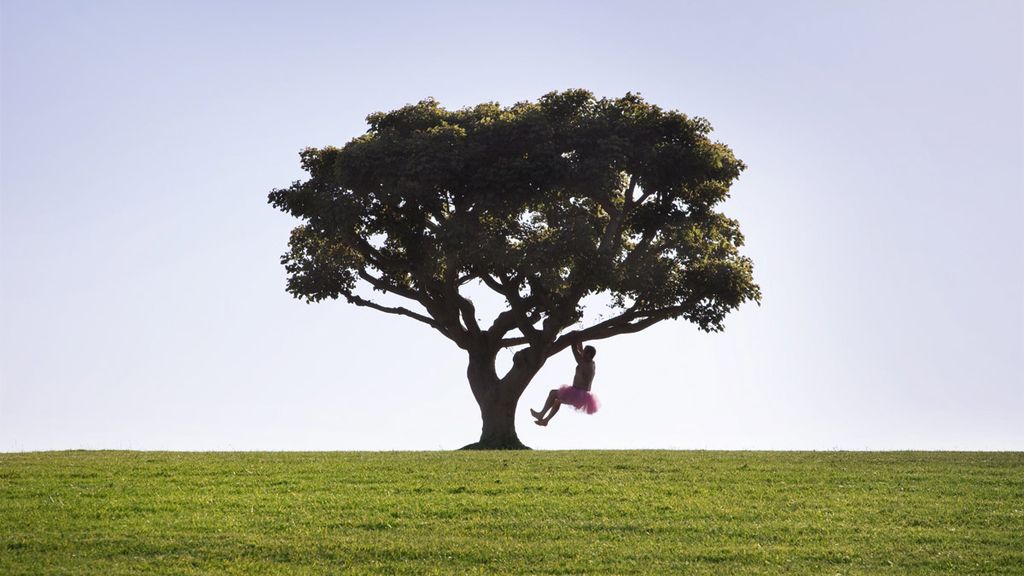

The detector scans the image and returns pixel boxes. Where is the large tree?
[269,90,760,449]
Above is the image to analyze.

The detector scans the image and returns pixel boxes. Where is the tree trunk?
[461,391,528,450]
[460,352,536,450]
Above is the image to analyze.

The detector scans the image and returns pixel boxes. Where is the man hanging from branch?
[531,339,599,426]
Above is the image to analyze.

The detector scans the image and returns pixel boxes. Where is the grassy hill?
[2,451,1022,574]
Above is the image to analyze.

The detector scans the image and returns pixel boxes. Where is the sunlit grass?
[2,451,1021,574]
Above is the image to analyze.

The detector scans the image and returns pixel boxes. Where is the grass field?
[1,451,1022,574]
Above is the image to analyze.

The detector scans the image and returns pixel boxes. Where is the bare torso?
[572,360,596,391]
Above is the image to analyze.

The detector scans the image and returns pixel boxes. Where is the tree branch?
[481,274,542,345]
[487,309,519,339]
[457,294,481,334]
[344,294,439,329]
[358,269,427,305]
[623,173,639,210]
[498,336,530,347]
[546,299,699,358]
[598,175,636,257]
[619,230,669,273]
[359,268,471,348]
[491,310,544,347]
[439,254,481,337]
[479,273,505,294]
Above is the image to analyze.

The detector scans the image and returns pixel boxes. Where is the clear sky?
[2,0,1021,451]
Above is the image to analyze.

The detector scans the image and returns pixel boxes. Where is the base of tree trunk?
[458,439,531,450]
[463,391,530,450]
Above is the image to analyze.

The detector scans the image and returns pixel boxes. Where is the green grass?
[1,451,1022,575]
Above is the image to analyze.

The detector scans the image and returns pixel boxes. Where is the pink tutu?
[558,385,600,414]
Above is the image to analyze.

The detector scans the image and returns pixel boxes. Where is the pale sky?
[2,0,1021,451]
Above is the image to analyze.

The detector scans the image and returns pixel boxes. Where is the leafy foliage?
[269,90,759,358]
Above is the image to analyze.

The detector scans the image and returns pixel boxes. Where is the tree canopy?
[270,90,758,350]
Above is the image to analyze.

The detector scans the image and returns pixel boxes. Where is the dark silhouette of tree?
[269,90,760,449]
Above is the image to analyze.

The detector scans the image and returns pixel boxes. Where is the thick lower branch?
[547,302,696,357]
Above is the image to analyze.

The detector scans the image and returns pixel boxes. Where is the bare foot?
[530,409,543,419]
[534,419,547,427]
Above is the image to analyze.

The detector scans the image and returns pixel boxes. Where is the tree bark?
[461,391,528,450]
[460,351,536,450]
